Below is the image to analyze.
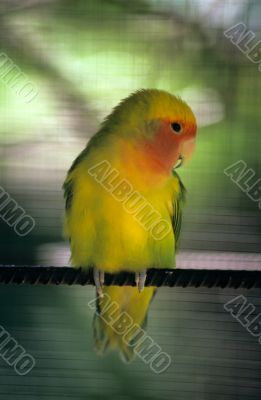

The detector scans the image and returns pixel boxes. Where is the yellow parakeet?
[63,89,197,361]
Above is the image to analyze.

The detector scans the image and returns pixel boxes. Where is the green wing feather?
[171,170,186,250]
[63,146,90,211]
[63,178,74,211]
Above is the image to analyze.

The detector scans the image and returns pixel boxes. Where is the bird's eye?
[171,122,182,134]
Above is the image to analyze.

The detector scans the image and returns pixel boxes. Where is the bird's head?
[102,89,197,174]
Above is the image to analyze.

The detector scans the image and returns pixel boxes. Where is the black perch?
[0,265,260,288]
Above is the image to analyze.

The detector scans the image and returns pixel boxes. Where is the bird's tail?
[93,286,156,362]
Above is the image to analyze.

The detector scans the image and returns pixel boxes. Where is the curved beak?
[173,138,196,170]
[173,154,184,169]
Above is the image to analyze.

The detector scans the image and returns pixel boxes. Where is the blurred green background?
[0,1,261,399]
[0,0,260,264]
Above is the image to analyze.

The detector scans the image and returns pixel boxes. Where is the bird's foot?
[135,270,147,292]
[93,268,105,297]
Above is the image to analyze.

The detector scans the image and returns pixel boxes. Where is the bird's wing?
[63,145,90,211]
[171,170,186,250]
[63,177,74,211]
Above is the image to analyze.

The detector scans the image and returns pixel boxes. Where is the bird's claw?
[93,268,105,297]
[135,270,147,292]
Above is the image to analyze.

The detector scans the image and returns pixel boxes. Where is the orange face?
[140,118,197,174]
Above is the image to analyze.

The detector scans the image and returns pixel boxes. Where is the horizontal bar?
[0,266,260,288]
